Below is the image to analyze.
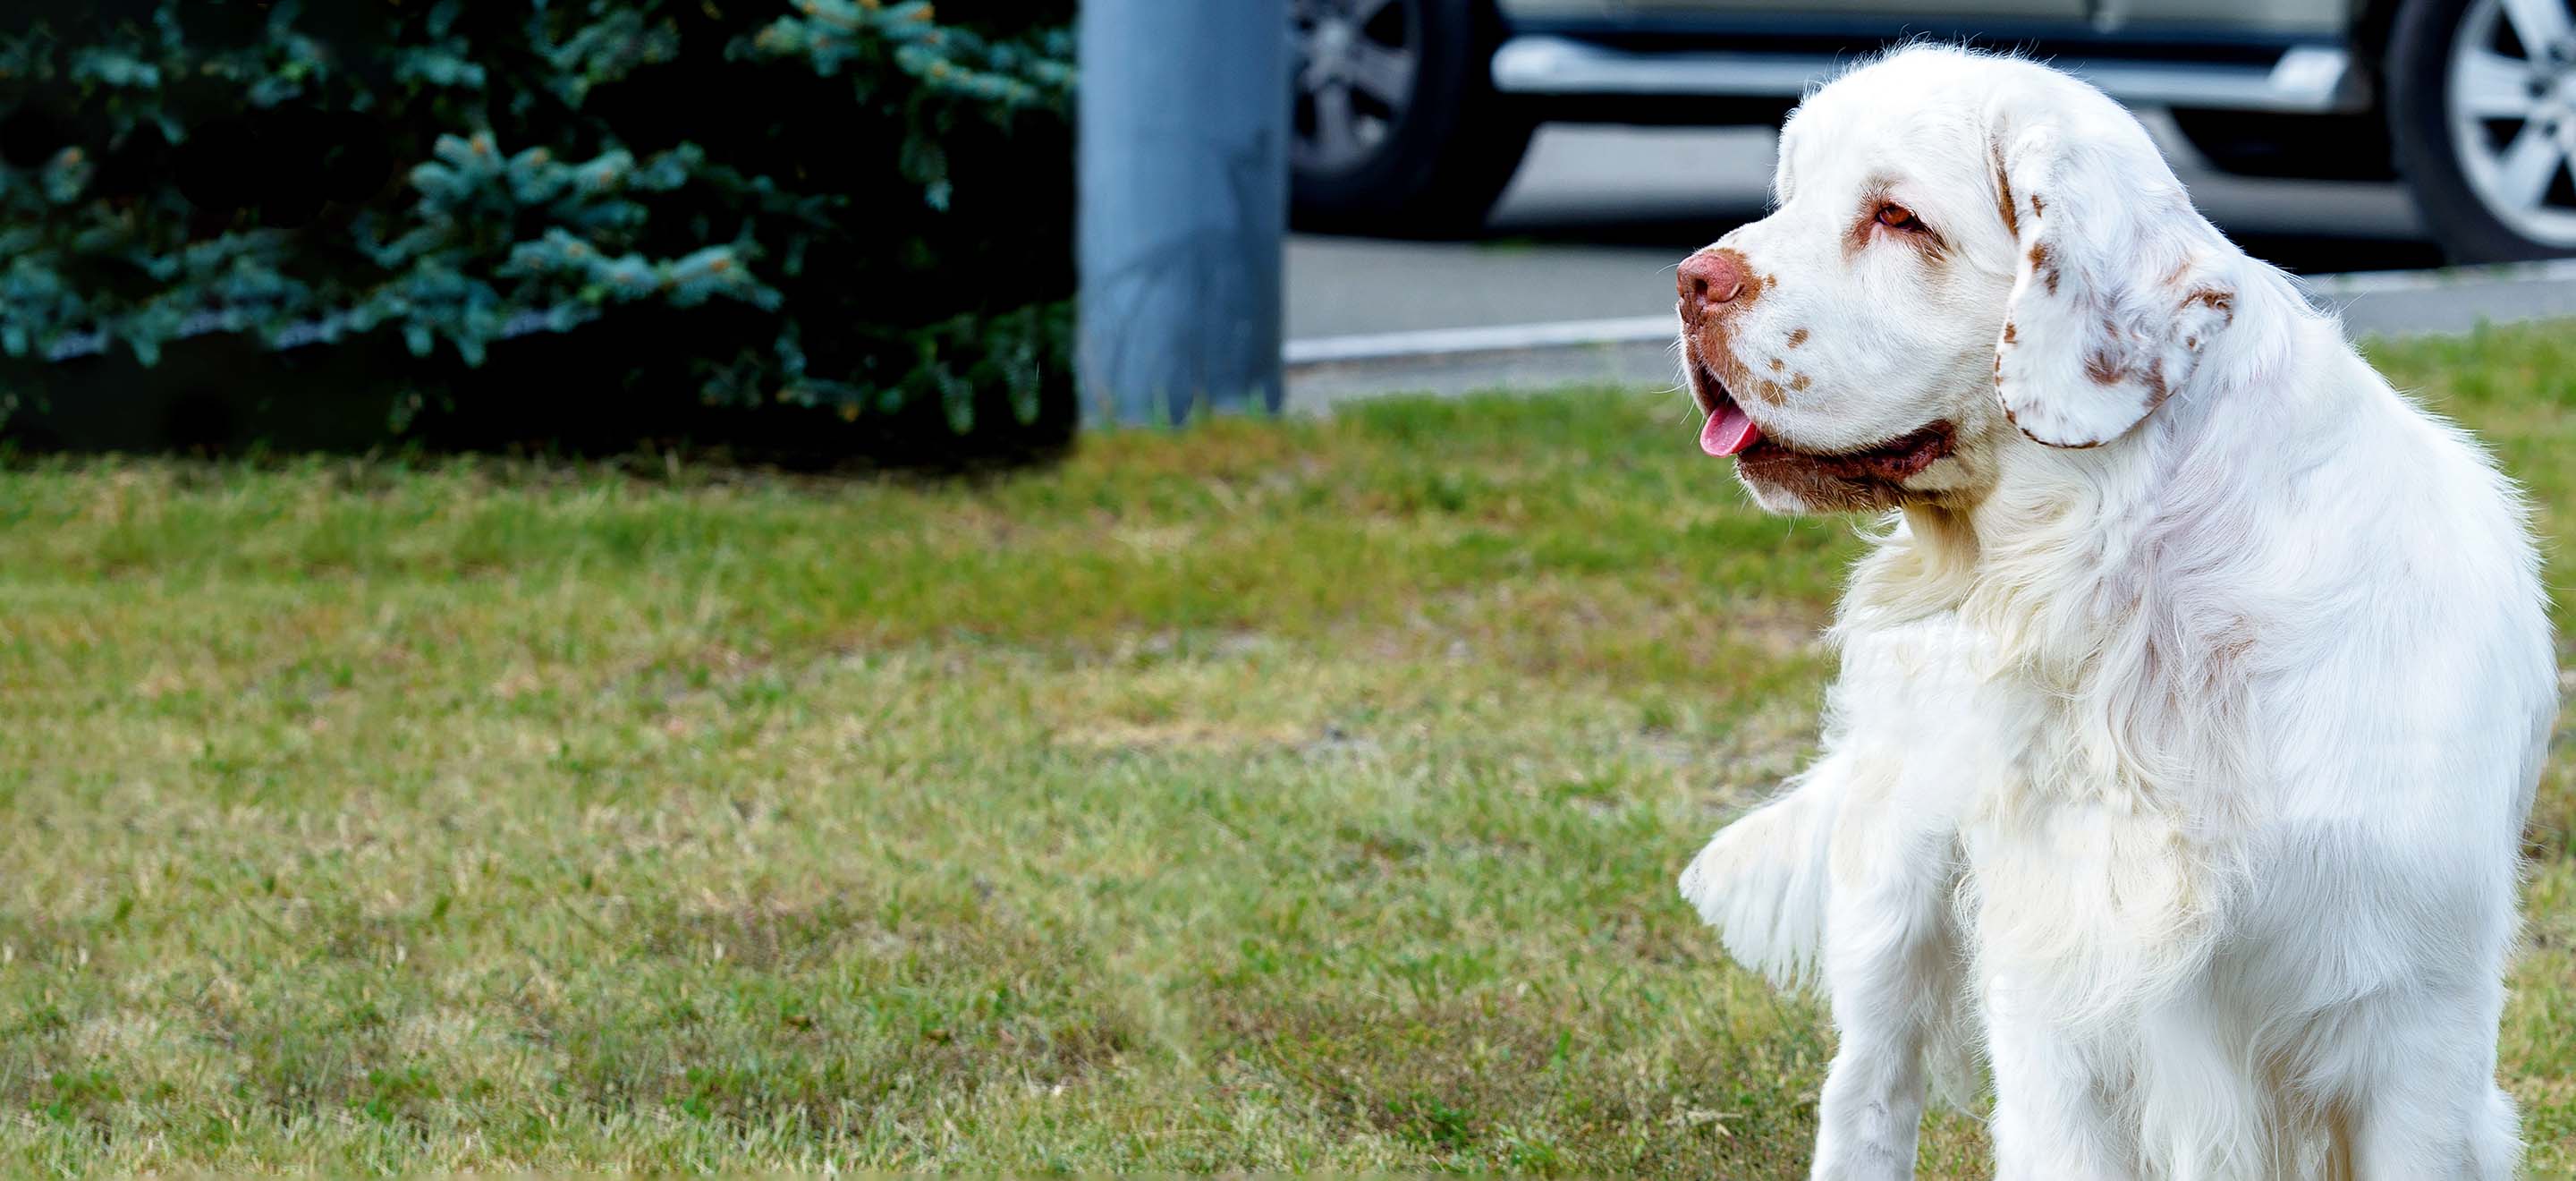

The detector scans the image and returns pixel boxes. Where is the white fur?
[1676,47,2555,1179]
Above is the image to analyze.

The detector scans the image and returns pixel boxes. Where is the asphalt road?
[1285,115,2438,341]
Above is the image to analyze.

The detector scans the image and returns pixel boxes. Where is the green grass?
[2,321,2573,1174]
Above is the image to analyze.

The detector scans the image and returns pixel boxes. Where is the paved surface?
[1276,115,2576,411]
[1282,258,2576,412]
[1286,115,2435,341]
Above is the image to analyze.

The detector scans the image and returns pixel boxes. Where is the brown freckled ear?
[1987,113,2233,449]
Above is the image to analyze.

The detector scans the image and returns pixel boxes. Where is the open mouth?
[1689,352,1953,483]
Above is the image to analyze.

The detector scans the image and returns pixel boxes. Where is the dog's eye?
[1876,202,1919,230]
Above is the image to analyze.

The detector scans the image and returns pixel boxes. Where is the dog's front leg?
[1807,781,1962,1181]
[1981,981,2126,1181]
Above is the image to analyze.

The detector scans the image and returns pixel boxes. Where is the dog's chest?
[1824,616,2046,816]
[1829,615,2220,998]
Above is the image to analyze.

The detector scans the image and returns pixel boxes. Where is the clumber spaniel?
[1675,47,2555,1179]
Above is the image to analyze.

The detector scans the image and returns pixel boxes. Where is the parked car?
[1288,0,2576,261]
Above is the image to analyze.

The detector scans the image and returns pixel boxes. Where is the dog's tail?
[1677,752,1846,994]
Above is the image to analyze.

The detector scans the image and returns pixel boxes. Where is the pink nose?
[1678,250,1746,327]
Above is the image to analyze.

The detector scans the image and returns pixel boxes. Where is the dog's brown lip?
[1741,420,1957,481]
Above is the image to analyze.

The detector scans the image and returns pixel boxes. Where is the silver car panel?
[1496,0,2352,37]
[1491,34,2365,112]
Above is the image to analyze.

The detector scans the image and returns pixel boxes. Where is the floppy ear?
[1987,111,2239,448]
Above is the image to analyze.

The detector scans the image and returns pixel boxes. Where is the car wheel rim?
[2450,0,2576,246]
[1291,0,1420,175]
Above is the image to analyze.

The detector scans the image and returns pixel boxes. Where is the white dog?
[1674,46,2555,1179]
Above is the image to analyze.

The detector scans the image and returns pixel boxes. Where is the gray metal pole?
[1078,0,1288,426]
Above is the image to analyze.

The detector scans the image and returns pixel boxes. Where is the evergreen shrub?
[0,0,1075,459]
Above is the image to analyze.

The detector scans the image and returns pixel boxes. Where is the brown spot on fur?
[2002,321,2017,344]
[1768,357,1784,372]
[1733,262,1767,305]
[2214,619,2257,666]
[1786,327,1809,348]
[1790,374,1811,392]
[1991,140,2019,238]
[2066,319,2174,437]
[2089,310,2179,410]
[1693,345,1789,408]
[2029,193,2046,217]
[2027,242,2059,294]
[2182,286,2235,322]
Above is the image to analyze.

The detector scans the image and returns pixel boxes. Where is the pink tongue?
[1699,404,1763,456]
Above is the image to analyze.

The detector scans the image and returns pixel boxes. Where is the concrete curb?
[1282,315,1674,366]
[2299,259,2576,335]
[1283,259,2576,412]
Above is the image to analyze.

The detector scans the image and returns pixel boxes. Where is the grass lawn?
[2,323,2572,1175]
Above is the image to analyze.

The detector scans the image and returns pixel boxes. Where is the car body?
[1288,0,2576,260]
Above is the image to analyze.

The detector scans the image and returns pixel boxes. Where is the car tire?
[1288,0,1536,237]
[2388,0,2576,260]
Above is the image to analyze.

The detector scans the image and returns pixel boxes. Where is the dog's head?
[1679,46,2241,513]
